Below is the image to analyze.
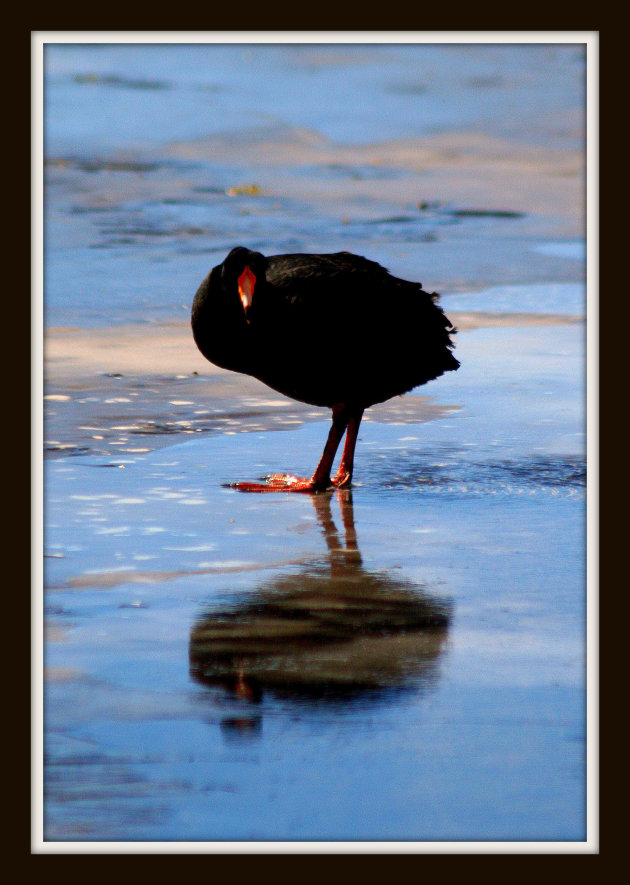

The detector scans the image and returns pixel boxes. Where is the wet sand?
[44,310,583,460]
[43,316,586,842]
[170,128,584,236]
[41,231,587,846]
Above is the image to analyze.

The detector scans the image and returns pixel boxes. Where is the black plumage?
[191,246,459,492]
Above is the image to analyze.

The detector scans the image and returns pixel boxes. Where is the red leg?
[331,408,363,488]
[232,405,351,493]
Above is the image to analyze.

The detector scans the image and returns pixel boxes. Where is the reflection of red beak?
[238,266,256,316]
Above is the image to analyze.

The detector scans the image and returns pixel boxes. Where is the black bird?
[191,247,459,492]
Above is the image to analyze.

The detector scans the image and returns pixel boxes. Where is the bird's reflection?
[189,490,452,707]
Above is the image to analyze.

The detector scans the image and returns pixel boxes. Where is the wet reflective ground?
[43,322,586,842]
[40,42,588,845]
[44,476,585,840]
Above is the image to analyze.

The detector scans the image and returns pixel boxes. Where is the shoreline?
[44,311,584,460]
[168,128,585,238]
[44,310,582,381]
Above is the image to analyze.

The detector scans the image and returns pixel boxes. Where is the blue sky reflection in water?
[42,40,588,844]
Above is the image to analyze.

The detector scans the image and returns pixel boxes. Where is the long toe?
[232,474,330,493]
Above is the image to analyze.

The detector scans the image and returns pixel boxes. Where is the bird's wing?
[265,251,397,289]
[263,252,422,325]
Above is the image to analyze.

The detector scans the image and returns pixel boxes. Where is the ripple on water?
[364,452,586,498]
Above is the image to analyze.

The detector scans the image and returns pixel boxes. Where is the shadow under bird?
[191,247,459,492]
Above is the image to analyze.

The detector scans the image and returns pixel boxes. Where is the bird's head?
[222,247,267,322]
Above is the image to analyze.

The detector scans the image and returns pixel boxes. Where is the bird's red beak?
[238,266,256,314]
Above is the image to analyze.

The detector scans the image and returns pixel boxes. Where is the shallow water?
[43,322,586,842]
[40,41,588,845]
[45,475,584,841]
[45,436,585,843]
[43,42,585,330]
[45,43,585,153]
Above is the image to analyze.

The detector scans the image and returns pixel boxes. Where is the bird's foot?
[331,470,352,488]
[231,473,330,494]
